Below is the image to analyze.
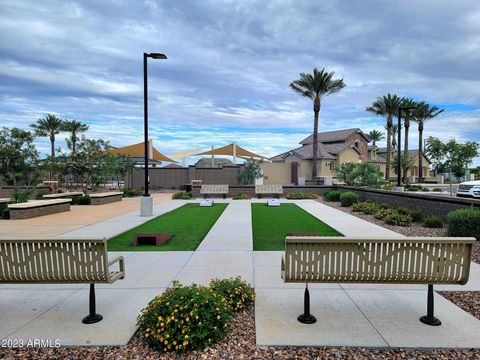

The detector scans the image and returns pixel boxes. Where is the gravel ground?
[2,305,480,360]
[441,292,480,321]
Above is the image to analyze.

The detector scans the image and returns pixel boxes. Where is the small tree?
[106,154,136,188]
[335,162,385,188]
[237,159,264,185]
[391,154,415,183]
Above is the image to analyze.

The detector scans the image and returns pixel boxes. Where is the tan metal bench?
[255,184,283,198]
[0,238,125,324]
[281,236,475,326]
[200,184,229,199]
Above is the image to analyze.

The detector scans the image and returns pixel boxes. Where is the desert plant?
[10,186,29,203]
[285,191,317,199]
[409,210,426,223]
[421,187,430,192]
[172,192,192,200]
[447,208,480,239]
[137,282,232,353]
[362,203,378,215]
[122,188,142,197]
[232,193,251,200]
[209,277,254,312]
[77,195,91,205]
[335,162,385,188]
[35,190,48,200]
[236,159,264,185]
[339,192,359,207]
[374,208,397,220]
[384,213,412,227]
[424,216,444,228]
[396,207,410,215]
[378,203,390,210]
[433,188,443,192]
[351,201,373,212]
[324,190,344,202]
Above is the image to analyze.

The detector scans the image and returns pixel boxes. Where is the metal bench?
[200,184,229,199]
[255,184,283,198]
[0,238,125,324]
[281,236,475,326]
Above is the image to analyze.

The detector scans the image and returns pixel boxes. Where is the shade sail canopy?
[105,141,175,162]
[168,147,209,160]
[197,143,267,159]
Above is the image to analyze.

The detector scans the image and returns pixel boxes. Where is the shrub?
[378,203,390,210]
[339,192,359,207]
[424,216,444,228]
[172,192,192,200]
[285,191,317,199]
[384,213,412,227]
[374,208,397,220]
[433,188,443,192]
[447,208,480,239]
[122,188,142,197]
[10,187,29,203]
[2,208,11,220]
[77,195,91,205]
[57,189,64,193]
[362,203,378,215]
[421,187,430,192]
[209,277,254,312]
[232,193,251,200]
[410,210,426,223]
[396,207,410,215]
[351,201,372,212]
[35,191,48,200]
[404,184,423,192]
[324,190,344,202]
[334,162,386,188]
[137,282,231,353]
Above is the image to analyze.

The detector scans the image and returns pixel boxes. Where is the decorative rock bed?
[89,192,123,205]
[8,199,71,220]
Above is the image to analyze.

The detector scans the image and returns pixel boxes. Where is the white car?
[456,180,480,198]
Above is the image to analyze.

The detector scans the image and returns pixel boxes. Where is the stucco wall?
[260,162,292,185]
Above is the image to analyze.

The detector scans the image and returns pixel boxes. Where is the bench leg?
[298,283,316,324]
[82,284,103,324]
[419,284,441,326]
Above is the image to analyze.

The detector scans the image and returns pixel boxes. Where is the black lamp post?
[143,52,167,197]
[396,106,416,188]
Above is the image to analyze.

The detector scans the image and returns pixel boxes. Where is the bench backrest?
[255,184,283,194]
[0,238,110,283]
[200,184,229,194]
[283,236,475,285]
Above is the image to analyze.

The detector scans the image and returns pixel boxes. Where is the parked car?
[456,180,480,198]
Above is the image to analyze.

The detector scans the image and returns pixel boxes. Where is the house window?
[329,161,335,171]
[354,140,359,148]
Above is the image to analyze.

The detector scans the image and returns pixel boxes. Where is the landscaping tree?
[367,129,385,146]
[237,159,264,185]
[426,137,480,194]
[106,154,136,188]
[30,114,64,159]
[290,68,345,180]
[335,162,385,188]
[400,98,418,184]
[367,94,403,180]
[62,119,89,153]
[412,102,444,180]
[391,153,415,182]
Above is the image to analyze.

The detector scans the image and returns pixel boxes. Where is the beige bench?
[89,191,123,205]
[0,238,124,324]
[281,236,475,326]
[8,199,71,219]
[200,184,229,199]
[43,191,84,203]
[255,184,283,198]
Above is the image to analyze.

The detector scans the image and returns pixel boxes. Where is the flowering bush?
[209,277,254,312]
[137,282,231,353]
[374,208,397,220]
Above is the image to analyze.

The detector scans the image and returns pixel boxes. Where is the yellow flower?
[173,340,177,345]
[186,317,190,322]
[164,340,168,345]
[217,315,220,319]
[185,335,189,339]
[145,334,149,337]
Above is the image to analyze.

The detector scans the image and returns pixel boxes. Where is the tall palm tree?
[62,119,89,153]
[367,129,385,147]
[366,94,403,180]
[390,123,401,150]
[412,102,444,179]
[401,98,417,183]
[290,68,345,179]
[30,114,64,159]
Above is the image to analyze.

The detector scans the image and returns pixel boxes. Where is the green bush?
[378,203,390,210]
[232,193,251,200]
[122,188,143,197]
[285,191,317,199]
[384,213,412,227]
[424,216,444,228]
[324,190,344,202]
[374,208,397,220]
[362,203,378,215]
[209,277,254,312]
[2,208,11,219]
[410,210,426,223]
[339,192,359,207]
[421,187,430,192]
[137,282,232,353]
[351,201,373,212]
[77,195,91,205]
[396,207,410,215]
[447,208,480,239]
[404,184,423,192]
[35,191,48,200]
[172,192,192,200]
[433,188,443,192]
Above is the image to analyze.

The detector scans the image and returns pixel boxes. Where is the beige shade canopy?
[104,141,175,162]
[197,143,267,159]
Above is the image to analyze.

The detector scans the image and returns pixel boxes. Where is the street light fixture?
[141,52,167,216]
[396,106,416,189]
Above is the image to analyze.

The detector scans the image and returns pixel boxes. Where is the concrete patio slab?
[124,251,193,267]
[254,266,341,289]
[255,288,388,347]
[347,289,480,348]
[436,262,480,292]
[187,250,253,266]
[174,264,254,286]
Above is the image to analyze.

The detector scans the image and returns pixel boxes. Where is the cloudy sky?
[1,0,479,165]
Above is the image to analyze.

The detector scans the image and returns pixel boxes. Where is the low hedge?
[285,191,317,199]
[384,213,412,227]
[122,188,143,197]
[172,192,192,200]
[447,208,480,239]
[324,190,344,202]
[424,216,444,228]
[232,193,251,200]
[339,192,359,207]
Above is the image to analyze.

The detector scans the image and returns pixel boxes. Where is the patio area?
[1,198,480,349]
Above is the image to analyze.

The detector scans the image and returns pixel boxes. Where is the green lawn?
[251,203,342,251]
[108,203,228,251]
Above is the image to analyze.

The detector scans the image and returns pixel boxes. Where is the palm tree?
[290,68,345,179]
[366,94,403,180]
[390,123,401,150]
[62,119,89,153]
[367,129,385,147]
[412,102,444,180]
[400,98,417,183]
[30,114,64,159]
